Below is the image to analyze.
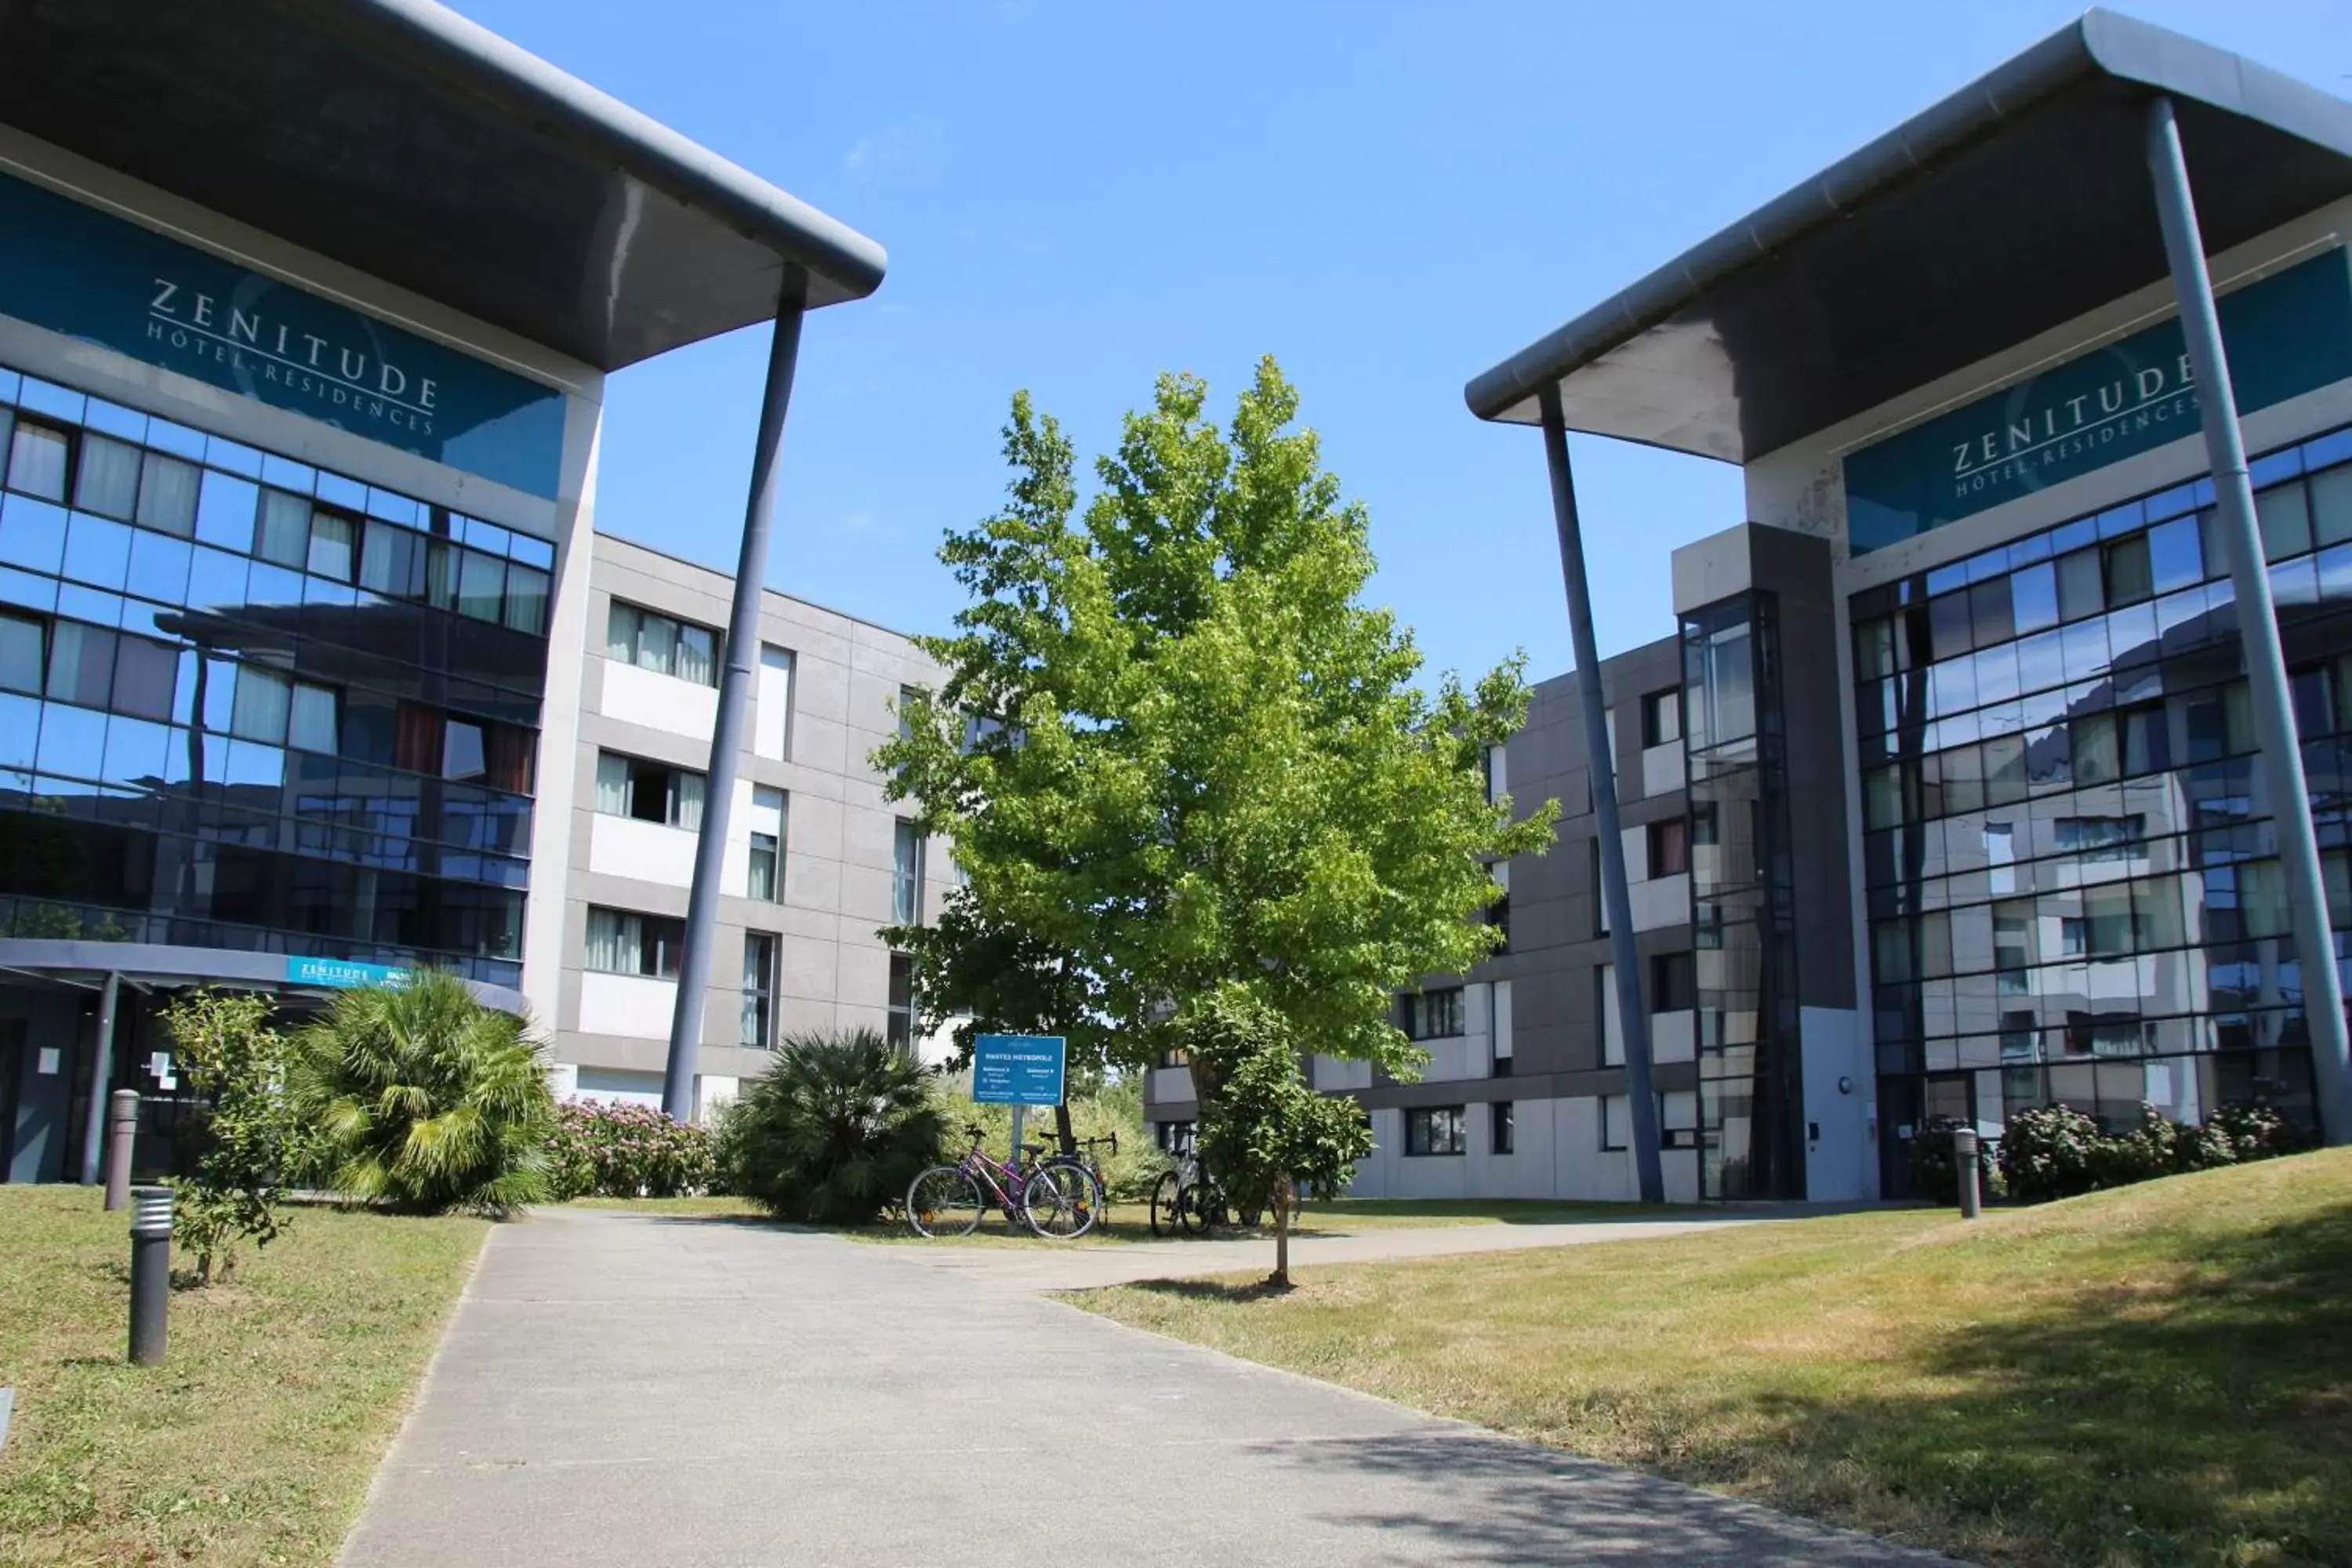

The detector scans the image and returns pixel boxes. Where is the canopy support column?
[664,292,808,1122]
[2146,93,2352,1144]
[78,970,122,1185]
[1538,387,1666,1202]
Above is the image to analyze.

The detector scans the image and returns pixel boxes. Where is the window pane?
[194,470,260,550]
[290,682,339,753]
[230,664,291,742]
[637,610,674,676]
[748,833,779,901]
[73,435,141,518]
[456,549,505,622]
[2010,561,2059,637]
[358,523,422,597]
[111,634,178,722]
[256,489,310,566]
[307,511,356,581]
[6,422,69,501]
[0,609,42,692]
[2313,466,2352,550]
[444,718,486,781]
[677,623,716,685]
[504,564,549,635]
[605,601,638,662]
[2146,514,2202,595]
[673,768,705,830]
[2256,482,2313,563]
[136,453,200,537]
[2057,547,2103,622]
[595,751,631,815]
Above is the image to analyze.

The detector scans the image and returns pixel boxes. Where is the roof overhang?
[1465,9,2352,463]
[0,0,887,372]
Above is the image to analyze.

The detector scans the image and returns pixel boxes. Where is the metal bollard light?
[1952,1127,1983,1221]
[129,1185,172,1365]
[103,1090,139,1212]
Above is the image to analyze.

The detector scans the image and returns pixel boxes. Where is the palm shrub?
[287,969,555,1214]
[719,1029,947,1224]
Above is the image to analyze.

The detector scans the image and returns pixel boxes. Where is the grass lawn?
[1076,1149,2352,1567]
[0,1185,485,1566]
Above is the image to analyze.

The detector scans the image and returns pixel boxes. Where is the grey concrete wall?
[546,533,949,1098]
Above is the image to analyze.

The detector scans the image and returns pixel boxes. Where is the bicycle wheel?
[1149,1171,1181,1237]
[906,1166,984,1237]
[1176,1178,1210,1236]
[1022,1162,1102,1239]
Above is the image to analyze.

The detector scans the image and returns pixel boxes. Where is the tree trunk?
[1270,1176,1291,1288]
[1053,1099,1076,1156]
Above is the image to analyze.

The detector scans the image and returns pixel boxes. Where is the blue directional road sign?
[972,1033,1067,1105]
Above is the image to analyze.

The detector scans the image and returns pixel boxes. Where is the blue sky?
[459,0,2349,687]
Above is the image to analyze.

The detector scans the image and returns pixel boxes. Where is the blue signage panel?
[0,170,568,499]
[972,1033,1067,1105]
[1845,249,2352,554]
[286,957,411,992]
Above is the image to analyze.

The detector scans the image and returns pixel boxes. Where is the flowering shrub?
[546,1101,718,1200]
[1998,1101,2311,1205]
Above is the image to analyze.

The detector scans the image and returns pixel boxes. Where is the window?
[443,718,487,782]
[6,419,69,500]
[74,434,141,517]
[1640,688,1681,748]
[756,644,793,759]
[1647,816,1690,877]
[1492,1101,1515,1156]
[747,785,786,902]
[504,564,550,636]
[607,600,718,685]
[1403,1106,1466,1156]
[892,819,924,926]
[1650,950,1696,1013]
[1602,1092,1698,1151]
[289,681,339,753]
[1591,838,1609,935]
[1400,986,1465,1040]
[1156,1047,1192,1069]
[887,953,916,1054]
[1155,1120,1196,1154]
[2055,815,2146,862]
[1482,743,1505,804]
[456,549,506,622]
[742,931,776,1048]
[360,524,426,597]
[898,684,920,742]
[256,488,310,566]
[585,906,686,978]
[1488,890,1511,953]
[0,609,42,693]
[307,509,357,581]
[230,664,292,742]
[594,750,707,830]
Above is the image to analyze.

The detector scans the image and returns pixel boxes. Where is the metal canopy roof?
[0,0,887,373]
[1465,9,2352,463]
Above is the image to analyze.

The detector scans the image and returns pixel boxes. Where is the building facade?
[532,532,950,1115]
[0,3,885,1184]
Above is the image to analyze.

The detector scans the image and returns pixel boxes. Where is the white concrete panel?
[1801,1005,1871,1202]
[588,813,697,888]
[1618,825,1649,882]
[602,659,717,741]
[1316,1056,1372,1091]
[756,645,792,760]
[1491,980,1513,1065]
[1599,963,1621,1065]
[1651,1008,1696,1064]
[574,1068,662,1106]
[695,1075,740,1123]
[1631,873,1691,932]
[1642,742,1685,799]
[579,972,677,1040]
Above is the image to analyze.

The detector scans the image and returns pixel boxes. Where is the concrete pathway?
[340,1208,1953,1567]
[880,1211,1784,1292]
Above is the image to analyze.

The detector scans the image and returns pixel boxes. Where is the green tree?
[1185,985,1374,1287]
[877,356,1556,1117]
[164,988,302,1285]
[286,970,554,1215]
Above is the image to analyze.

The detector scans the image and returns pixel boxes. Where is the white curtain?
[585,907,641,975]
[73,435,141,519]
[673,768,706,831]
[230,665,291,744]
[594,752,631,815]
[137,453,201,537]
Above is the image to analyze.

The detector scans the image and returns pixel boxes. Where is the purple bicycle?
[906,1122,1101,1239]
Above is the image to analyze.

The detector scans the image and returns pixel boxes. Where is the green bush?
[718,1029,947,1224]
[164,989,304,1284]
[1999,1100,2307,1205]
[546,1101,718,1200]
[287,970,555,1215]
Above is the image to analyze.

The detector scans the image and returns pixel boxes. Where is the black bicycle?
[1149,1132,1261,1237]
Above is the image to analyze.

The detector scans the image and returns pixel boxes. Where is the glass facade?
[1683,593,1802,1199]
[1850,421,2352,1189]
[0,364,554,985]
